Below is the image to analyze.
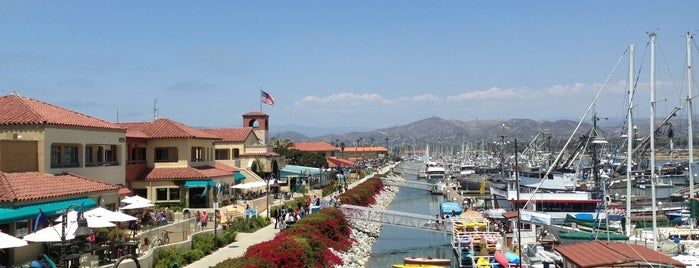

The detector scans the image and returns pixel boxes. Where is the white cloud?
[295,92,388,107]
[448,87,526,101]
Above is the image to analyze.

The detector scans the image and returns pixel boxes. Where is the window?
[155,147,177,162]
[232,148,240,158]
[191,147,204,162]
[85,146,94,164]
[85,144,120,166]
[215,149,230,160]
[130,147,146,164]
[50,144,79,168]
[16,220,29,237]
[156,187,180,202]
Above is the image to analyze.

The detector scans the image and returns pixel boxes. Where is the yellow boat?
[477,257,490,268]
[392,265,445,268]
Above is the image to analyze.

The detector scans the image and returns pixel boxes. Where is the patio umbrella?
[120,202,154,210]
[0,231,28,249]
[121,195,151,204]
[23,223,77,242]
[84,207,137,222]
[55,211,116,228]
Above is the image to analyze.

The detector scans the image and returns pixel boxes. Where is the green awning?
[235,172,246,181]
[184,180,216,188]
[0,197,97,225]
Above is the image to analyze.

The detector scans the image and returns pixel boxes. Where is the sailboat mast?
[626,43,635,237]
[688,32,695,209]
[650,32,658,251]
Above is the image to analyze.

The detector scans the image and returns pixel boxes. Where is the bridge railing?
[340,204,452,233]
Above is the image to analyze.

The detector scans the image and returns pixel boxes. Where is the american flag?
[261,90,275,105]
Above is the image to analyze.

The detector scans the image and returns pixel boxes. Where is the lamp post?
[266,176,270,218]
[59,204,93,268]
[213,183,220,248]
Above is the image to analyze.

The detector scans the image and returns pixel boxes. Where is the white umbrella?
[0,231,28,249]
[84,207,137,222]
[23,223,77,242]
[54,211,116,228]
[121,195,151,204]
[120,202,154,210]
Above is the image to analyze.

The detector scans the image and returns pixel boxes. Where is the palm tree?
[340,141,346,159]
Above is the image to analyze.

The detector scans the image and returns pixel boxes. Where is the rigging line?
[656,37,684,102]
[523,48,629,210]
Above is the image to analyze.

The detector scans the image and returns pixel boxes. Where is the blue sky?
[1,1,698,133]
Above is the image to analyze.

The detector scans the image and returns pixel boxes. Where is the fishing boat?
[403,257,451,266]
[392,264,445,268]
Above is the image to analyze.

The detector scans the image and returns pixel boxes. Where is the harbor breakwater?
[332,181,401,268]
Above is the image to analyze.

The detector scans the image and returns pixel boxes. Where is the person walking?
[200,211,209,230]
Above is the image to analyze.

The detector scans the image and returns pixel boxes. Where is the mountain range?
[271,114,692,150]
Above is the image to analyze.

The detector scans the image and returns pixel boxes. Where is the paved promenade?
[186,166,390,267]
[187,224,280,267]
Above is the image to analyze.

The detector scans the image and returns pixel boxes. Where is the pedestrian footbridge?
[381,176,444,192]
[339,204,452,233]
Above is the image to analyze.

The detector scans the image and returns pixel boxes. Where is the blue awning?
[235,172,246,181]
[0,197,97,225]
[184,180,216,188]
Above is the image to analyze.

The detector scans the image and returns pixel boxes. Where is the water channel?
[365,164,458,267]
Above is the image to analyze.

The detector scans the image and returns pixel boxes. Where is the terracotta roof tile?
[343,146,389,152]
[327,157,359,168]
[117,118,220,139]
[554,241,685,267]
[0,172,119,202]
[143,166,235,180]
[242,111,268,116]
[201,128,254,142]
[239,152,280,157]
[215,162,240,172]
[290,142,338,152]
[0,94,124,130]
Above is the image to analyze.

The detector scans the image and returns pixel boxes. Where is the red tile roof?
[243,111,268,116]
[0,94,124,130]
[554,241,685,267]
[142,166,235,180]
[290,142,338,152]
[239,152,280,157]
[201,128,254,142]
[117,118,220,139]
[343,146,389,152]
[327,157,359,168]
[215,162,240,172]
[0,172,119,202]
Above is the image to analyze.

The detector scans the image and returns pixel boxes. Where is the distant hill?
[270,114,694,154]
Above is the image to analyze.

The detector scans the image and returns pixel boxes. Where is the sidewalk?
[187,164,394,267]
[187,223,280,267]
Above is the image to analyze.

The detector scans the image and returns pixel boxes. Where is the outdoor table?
[94,245,113,265]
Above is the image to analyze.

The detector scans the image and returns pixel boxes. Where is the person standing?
[200,211,209,230]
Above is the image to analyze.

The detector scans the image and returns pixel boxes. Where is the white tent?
[121,195,151,204]
[23,223,77,242]
[120,202,154,210]
[54,211,116,228]
[0,231,27,249]
[231,180,268,189]
[84,207,137,222]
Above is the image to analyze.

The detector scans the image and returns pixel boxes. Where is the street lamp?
[60,204,92,268]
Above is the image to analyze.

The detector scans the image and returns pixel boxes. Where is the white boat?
[425,161,446,181]
[459,163,477,176]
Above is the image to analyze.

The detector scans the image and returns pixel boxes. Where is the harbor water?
[365,170,458,267]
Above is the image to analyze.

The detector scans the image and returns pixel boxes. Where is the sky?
[1,1,698,133]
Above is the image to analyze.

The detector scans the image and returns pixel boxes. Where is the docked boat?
[439,201,463,217]
[425,161,447,181]
[403,257,451,266]
[392,264,445,268]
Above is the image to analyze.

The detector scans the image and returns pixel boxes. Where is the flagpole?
[259,87,263,112]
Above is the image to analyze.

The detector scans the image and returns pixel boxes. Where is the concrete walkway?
[187,224,280,267]
[187,165,395,267]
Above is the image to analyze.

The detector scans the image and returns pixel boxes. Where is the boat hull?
[403,257,451,266]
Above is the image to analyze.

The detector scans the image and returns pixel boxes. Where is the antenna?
[153,98,159,120]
